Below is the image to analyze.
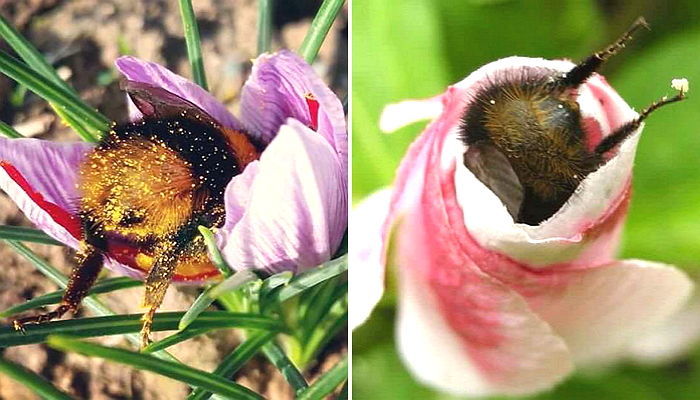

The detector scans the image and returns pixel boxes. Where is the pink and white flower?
[0,50,347,282]
[351,56,692,396]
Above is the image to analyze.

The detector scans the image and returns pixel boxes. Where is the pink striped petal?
[240,50,347,170]
[357,56,692,395]
[221,119,347,274]
[528,259,691,365]
[115,56,244,130]
[0,138,93,248]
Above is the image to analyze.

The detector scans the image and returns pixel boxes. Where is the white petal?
[527,259,693,365]
[349,188,392,329]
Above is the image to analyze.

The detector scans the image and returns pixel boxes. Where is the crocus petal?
[0,138,93,248]
[240,50,347,167]
[221,119,347,274]
[349,188,392,329]
[115,56,244,130]
[527,259,692,365]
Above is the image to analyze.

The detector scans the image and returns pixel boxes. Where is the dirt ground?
[0,0,347,399]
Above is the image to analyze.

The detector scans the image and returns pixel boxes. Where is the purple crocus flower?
[0,50,347,282]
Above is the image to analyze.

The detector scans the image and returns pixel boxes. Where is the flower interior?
[459,17,686,225]
[12,82,261,347]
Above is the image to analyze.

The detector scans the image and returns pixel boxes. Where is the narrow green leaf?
[0,15,80,98]
[275,255,348,303]
[0,356,73,400]
[3,240,188,362]
[257,0,273,54]
[0,225,62,245]
[187,331,276,400]
[0,277,141,318]
[48,336,263,400]
[0,311,284,347]
[262,341,308,394]
[297,356,347,400]
[0,120,24,138]
[179,269,259,330]
[298,0,345,63]
[143,327,210,353]
[301,309,347,366]
[338,381,348,400]
[178,0,208,90]
[0,51,107,141]
[198,226,232,278]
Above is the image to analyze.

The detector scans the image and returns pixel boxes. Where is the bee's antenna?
[558,17,649,89]
[595,79,688,155]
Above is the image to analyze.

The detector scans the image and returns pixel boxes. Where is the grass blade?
[297,356,347,400]
[0,225,60,245]
[275,255,348,303]
[198,226,231,278]
[0,356,73,400]
[0,51,108,141]
[187,331,276,400]
[179,269,259,330]
[257,0,273,54]
[178,0,208,90]
[0,120,24,138]
[143,327,210,353]
[262,341,308,394]
[0,277,141,318]
[0,311,284,347]
[298,0,345,63]
[48,336,263,400]
[0,15,80,98]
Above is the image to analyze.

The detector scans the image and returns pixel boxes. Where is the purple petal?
[221,119,347,274]
[240,50,347,170]
[115,56,243,130]
[0,137,94,248]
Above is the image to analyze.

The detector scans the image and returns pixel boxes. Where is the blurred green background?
[352,0,700,398]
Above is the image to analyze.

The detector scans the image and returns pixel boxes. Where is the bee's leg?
[139,224,200,348]
[595,88,687,155]
[11,245,103,331]
[558,17,649,89]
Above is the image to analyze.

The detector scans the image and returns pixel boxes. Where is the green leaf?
[178,269,259,330]
[0,277,141,318]
[0,226,64,246]
[0,311,284,347]
[0,120,24,138]
[0,51,107,141]
[262,341,308,394]
[187,331,276,400]
[48,336,263,400]
[178,0,208,90]
[198,226,232,278]
[274,255,348,303]
[143,327,210,353]
[0,356,73,400]
[298,0,345,63]
[297,356,348,400]
[257,0,273,54]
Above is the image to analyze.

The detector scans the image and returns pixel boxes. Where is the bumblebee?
[12,81,259,347]
[460,18,686,225]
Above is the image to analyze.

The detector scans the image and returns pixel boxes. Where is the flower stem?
[178,0,208,90]
[299,0,345,63]
[257,0,273,55]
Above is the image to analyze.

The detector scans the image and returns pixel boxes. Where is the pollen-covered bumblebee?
[460,18,686,225]
[12,81,259,346]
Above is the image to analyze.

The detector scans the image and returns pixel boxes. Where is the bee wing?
[121,80,221,128]
[464,143,523,219]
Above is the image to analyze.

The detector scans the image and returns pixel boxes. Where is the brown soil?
[0,1,347,399]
